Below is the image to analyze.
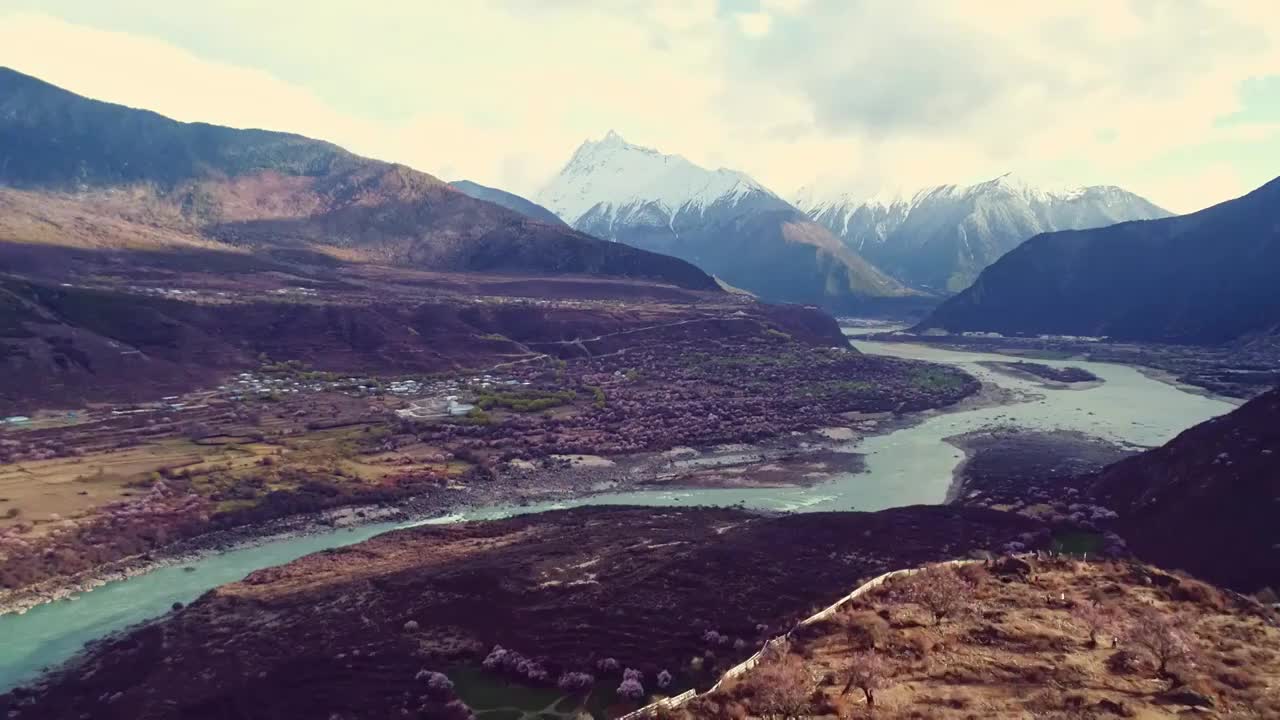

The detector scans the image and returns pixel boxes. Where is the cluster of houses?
[125,285,230,301]
[218,372,349,401]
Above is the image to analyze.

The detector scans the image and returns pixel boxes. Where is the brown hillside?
[685,559,1280,719]
[0,67,719,291]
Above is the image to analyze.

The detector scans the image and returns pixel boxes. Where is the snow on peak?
[977,172,1087,202]
[797,172,1096,214]
[538,131,777,225]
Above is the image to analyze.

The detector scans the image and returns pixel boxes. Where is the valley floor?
[0,311,978,612]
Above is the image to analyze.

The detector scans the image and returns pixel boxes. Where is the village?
[0,328,979,596]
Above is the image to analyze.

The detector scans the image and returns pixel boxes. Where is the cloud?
[761,0,809,13]
[734,12,773,37]
[1,0,1278,213]
[0,13,372,143]
[0,6,729,196]
[720,0,1280,210]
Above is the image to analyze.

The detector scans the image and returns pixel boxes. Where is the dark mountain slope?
[0,67,718,291]
[1091,387,1280,593]
[449,180,567,227]
[918,177,1280,344]
[573,202,914,312]
[0,267,840,411]
[0,67,351,190]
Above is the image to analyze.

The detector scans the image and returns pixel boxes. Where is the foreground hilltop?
[0,67,716,291]
[678,559,1279,719]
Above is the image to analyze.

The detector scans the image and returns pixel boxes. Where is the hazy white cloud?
[761,0,809,14]
[720,0,1280,210]
[734,12,773,37]
[0,0,1277,213]
[0,13,376,142]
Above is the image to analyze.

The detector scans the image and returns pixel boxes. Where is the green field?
[448,666,630,720]
[1051,530,1105,556]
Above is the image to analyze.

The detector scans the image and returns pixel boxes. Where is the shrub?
[843,610,890,651]
[415,670,455,696]
[558,672,595,692]
[617,677,645,702]
[586,385,607,409]
[481,645,547,682]
[1169,579,1223,610]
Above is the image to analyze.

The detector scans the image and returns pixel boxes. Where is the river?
[0,339,1235,689]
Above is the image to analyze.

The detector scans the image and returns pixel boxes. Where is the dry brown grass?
[681,559,1280,719]
[0,186,239,252]
[0,417,435,539]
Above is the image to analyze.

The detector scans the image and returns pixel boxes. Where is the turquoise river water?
[0,339,1235,689]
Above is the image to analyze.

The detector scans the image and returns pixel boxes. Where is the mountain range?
[794,174,1170,292]
[4,65,1262,339]
[919,175,1280,344]
[536,131,916,312]
[0,67,717,292]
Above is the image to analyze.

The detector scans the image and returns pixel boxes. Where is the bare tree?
[1124,607,1196,680]
[897,565,974,625]
[1071,602,1118,648]
[748,654,814,720]
[840,650,893,707]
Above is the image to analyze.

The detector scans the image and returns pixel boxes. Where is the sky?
[1,0,1278,213]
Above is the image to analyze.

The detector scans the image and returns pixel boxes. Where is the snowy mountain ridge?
[538,130,782,226]
[795,172,1099,218]
[794,173,1171,291]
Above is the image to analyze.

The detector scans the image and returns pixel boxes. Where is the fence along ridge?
[618,559,979,719]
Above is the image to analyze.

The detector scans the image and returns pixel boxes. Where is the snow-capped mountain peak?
[794,172,1171,292]
[535,133,912,309]
[538,131,777,226]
